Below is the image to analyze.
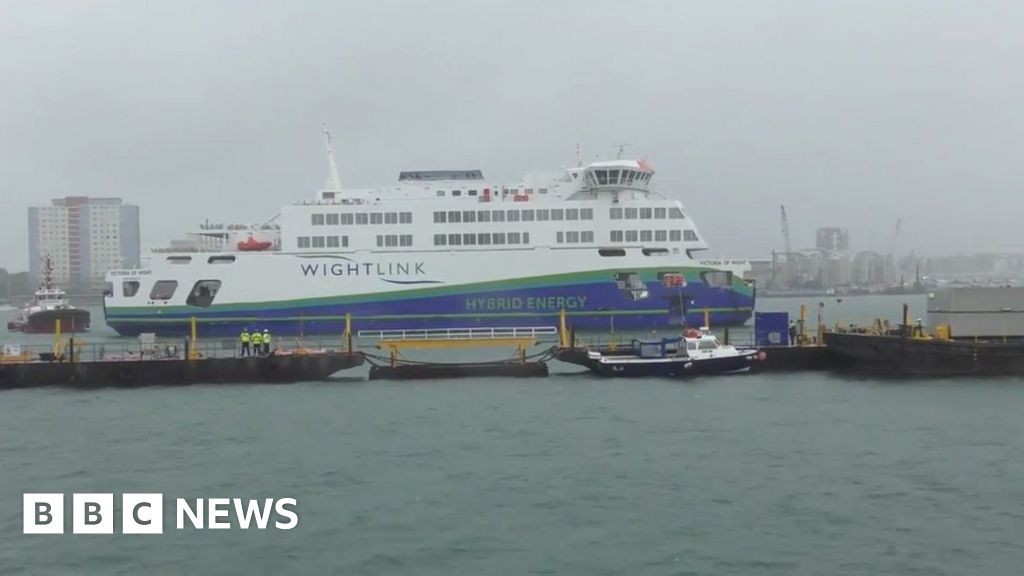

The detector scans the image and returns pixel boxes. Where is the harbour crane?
[888,219,902,257]
[780,205,794,287]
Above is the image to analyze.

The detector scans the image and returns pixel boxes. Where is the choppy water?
[3,295,1024,574]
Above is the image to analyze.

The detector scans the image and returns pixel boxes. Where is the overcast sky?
[2,0,1022,270]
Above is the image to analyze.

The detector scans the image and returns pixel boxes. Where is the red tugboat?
[5,256,90,333]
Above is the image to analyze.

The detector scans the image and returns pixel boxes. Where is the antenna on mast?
[613,144,629,160]
[575,143,582,167]
[322,122,342,191]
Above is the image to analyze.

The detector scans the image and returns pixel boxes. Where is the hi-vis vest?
[240,331,250,343]
[251,332,262,345]
[262,332,272,344]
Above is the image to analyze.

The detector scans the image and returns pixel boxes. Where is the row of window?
[297,236,349,248]
[433,208,595,224]
[376,234,414,247]
[311,212,413,226]
[433,232,531,246]
[590,169,652,187]
[129,279,222,307]
[609,230,699,242]
[555,231,596,244]
[610,207,685,220]
[436,188,550,197]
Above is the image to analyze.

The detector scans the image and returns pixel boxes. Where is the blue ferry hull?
[105,281,754,337]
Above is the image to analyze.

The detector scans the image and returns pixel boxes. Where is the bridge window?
[508,232,522,244]
[566,231,580,243]
[356,213,369,225]
[385,235,398,247]
[551,209,564,221]
[385,212,398,225]
[684,230,699,242]
[434,211,446,224]
[536,209,549,221]
[452,190,462,197]
[582,231,594,243]
[149,280,178,300]
[581,208,594,220]
[462,233,476,245]
[640,208,653,219]
[468,189,478,196]
[556,231,564,244]
[477,233,491,245]
[312,236,326,248]
[626,230,639,242]
[370,213,383,225]
[400,235,412,247]
[122,281,140,297]
[507,210,520,222]
[400,212,413,224]
[608,170,620,184]
[436,190,445,197]
[448,233,462,246]
[641,230,653,242]
[477,210,491,222]
[312,214,325,226]
[596,170,608,185]
[611,230,624,242]
[492,233,506,245]
[524,232,530,244]
[624,207,638,219]
[522,209,535,221]
[655,230,668,242]
[670,208,685,219]
[610,207,623,220]
[434,234,447,246]
[655,207,667,219]
[297,237,311,248]
[670,230,682,242]
[539,188,549,194]
[492,210,505,222]
[326,214,340,225]
[187,280,222,308]
[448,211,461,223]
[566,209,579,221]
[463,211,476,223]
[341,213,354,225]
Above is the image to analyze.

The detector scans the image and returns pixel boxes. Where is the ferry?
[103,131,755,336]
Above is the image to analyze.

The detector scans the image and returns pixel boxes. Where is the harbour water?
[2,295,1023,575]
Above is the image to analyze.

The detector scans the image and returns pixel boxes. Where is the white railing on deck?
[357,326,558,341]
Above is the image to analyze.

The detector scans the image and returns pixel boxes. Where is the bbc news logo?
[23,494,298,534]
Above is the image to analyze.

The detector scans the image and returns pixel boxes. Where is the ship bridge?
[576,160,654,192]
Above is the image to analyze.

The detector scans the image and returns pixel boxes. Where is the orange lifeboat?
[237,237,272,251]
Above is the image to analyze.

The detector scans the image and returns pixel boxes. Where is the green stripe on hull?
[108,265,754,316]
[107,307,755,324]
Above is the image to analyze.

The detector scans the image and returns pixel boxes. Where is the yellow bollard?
[53,318,62,360]
[189,316,199,360]
[703,307,710,329]
[344,313,353,354]
[559,308,569,348]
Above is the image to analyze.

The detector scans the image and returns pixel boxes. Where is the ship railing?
[357,326,558,342]
[0,337,352,364]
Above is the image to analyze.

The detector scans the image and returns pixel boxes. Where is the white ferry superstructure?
[103,134,755,336]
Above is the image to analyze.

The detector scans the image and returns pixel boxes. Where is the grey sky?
[2,0,1022,270]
